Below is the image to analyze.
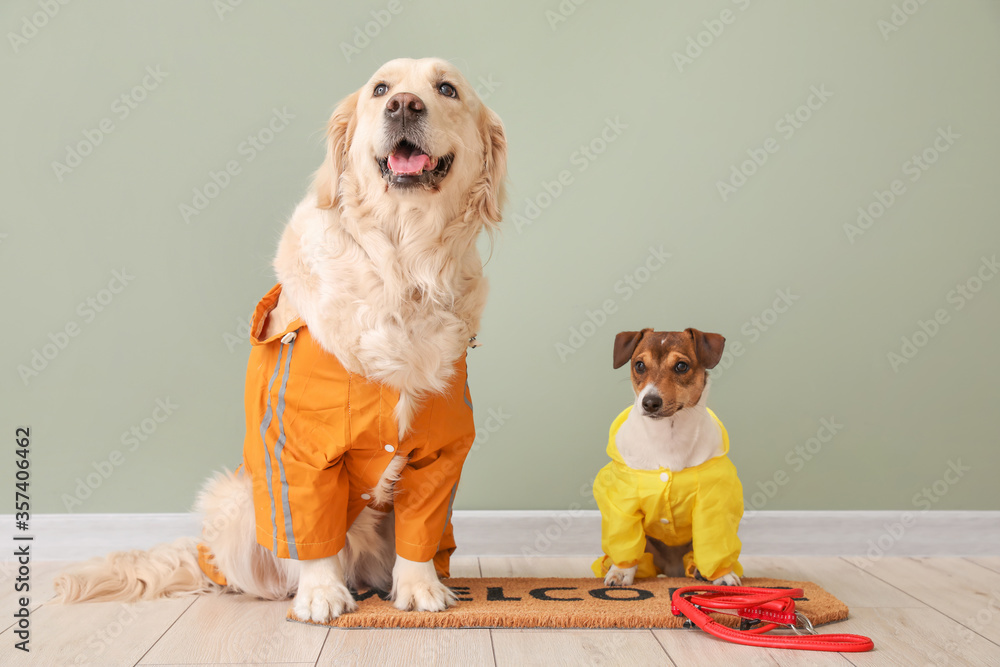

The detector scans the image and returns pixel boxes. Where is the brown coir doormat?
[287,577,849,629]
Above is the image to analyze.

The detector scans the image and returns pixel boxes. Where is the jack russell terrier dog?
[592,328,744,587]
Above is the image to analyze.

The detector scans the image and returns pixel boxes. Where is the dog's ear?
[613,329,651,369]
[470,105,507,227]
[314,89,360,210]
[686,328,726,369]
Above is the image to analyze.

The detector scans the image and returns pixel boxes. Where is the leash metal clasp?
[791,611,818,635]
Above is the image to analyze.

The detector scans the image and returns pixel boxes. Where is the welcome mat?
[288,577,849,629]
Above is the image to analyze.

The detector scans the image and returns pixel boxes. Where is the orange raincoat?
[200,284,475,584]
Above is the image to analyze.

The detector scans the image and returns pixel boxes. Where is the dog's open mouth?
[377,140,453,188]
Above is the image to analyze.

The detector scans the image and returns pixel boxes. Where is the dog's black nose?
[642,394,662,413]
[385,92,425,121]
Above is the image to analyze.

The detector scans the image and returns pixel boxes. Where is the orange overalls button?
[384,444,395,452]
[281,331,297,344]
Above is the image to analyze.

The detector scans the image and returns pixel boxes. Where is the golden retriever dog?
[54,57,507,623]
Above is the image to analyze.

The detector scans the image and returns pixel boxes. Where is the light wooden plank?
[319,628,493,666]
[447,556,481,578]
[0,597,194,666]
[14,556,1000,664]
[317,556,493,665]
[138,594,327,664]
[0,560,71,633]
[968,557,1000,575]
[493,629,671,666]
[652,627,853,666]
[311,558,487,665]
[479,556,594,578]
[143,664,314,666]
[740,556,926,609]
[854,557,1000,645]
[832,607,1000,666]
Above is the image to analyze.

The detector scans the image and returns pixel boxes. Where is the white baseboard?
[4,510,998,561]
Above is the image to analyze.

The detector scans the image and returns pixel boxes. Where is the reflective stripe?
[441,482,458,542]
[463,379,473,411]
[273,335,298,559]
[258,345,285,557]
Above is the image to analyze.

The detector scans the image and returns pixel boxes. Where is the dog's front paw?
[392,556,456,612]
[712,572,741,586]
[292,554,357,623]
[292,581,357,623]
[604,564,637,587]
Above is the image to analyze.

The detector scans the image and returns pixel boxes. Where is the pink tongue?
[388,151,431,175]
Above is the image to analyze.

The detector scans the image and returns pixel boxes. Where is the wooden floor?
[2,556,999,666]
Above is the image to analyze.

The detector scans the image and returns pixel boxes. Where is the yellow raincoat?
[591,406,744,582]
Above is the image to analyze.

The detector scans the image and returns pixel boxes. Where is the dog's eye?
[373,83,389,97]
[438,82,458,98]
[634,361,646,373]
[674,361,690,373]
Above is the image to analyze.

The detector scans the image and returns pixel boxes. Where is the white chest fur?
[614,393,724,472]
[272,195,490,438]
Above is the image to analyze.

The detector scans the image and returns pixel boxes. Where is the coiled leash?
[671,585,874,652]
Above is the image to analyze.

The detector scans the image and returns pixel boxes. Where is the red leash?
[671,585,874,652]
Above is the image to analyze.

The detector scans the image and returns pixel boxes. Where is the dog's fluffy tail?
[54,468,297,603]
[53,537,211,603]
[194,469,297,600]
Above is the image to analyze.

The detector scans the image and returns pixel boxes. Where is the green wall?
[3,1,998,514]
